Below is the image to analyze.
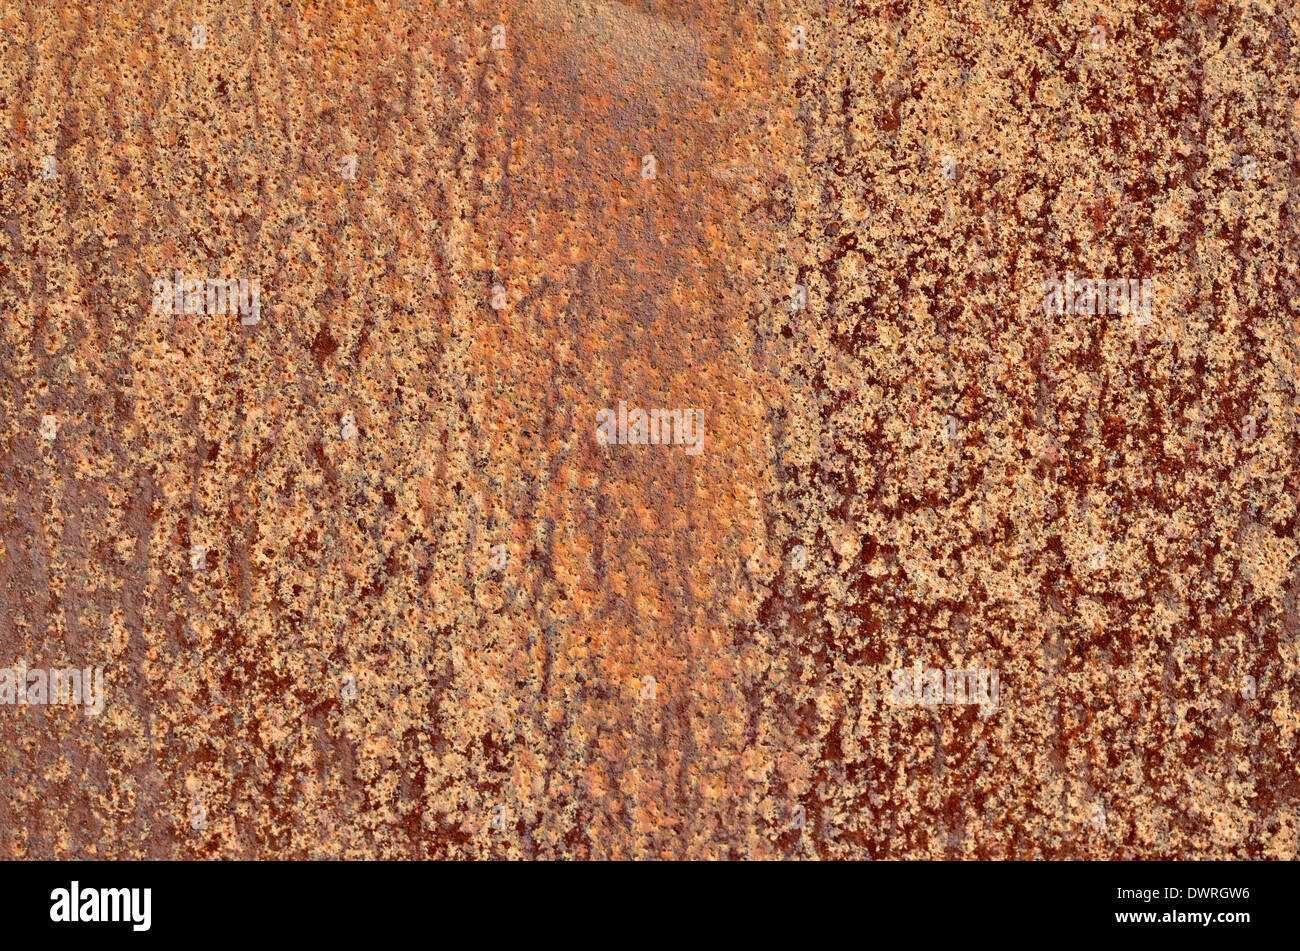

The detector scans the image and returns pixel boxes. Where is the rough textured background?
[1,0,1298,859]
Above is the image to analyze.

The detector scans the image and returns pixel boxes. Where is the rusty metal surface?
[0,0,1298,858]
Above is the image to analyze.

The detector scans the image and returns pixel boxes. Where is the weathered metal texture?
[1,0,1298,858]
